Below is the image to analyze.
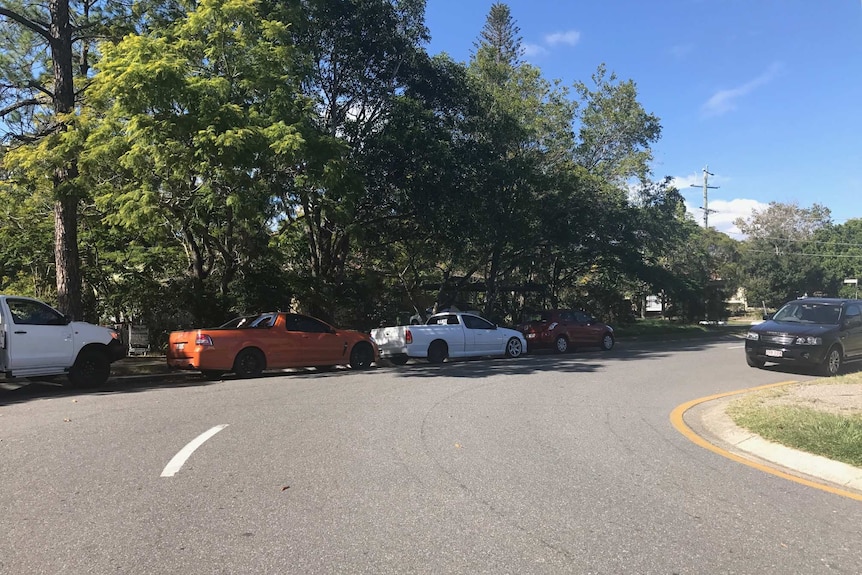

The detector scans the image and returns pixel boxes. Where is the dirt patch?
[763,382,862,416]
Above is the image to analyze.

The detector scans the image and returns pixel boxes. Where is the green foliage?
[735,202,832,307]
[0,0,781,336]
[82,0,305,324]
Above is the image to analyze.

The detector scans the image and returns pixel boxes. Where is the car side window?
[6,299,66,326]
[573,311,590,324]
[845,305,862,327]
[296,316,331,333]
[463,315,494,330]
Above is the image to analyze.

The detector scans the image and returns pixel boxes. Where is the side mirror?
[762,313,773,321]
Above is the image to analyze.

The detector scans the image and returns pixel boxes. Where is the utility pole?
[690,165,719,228]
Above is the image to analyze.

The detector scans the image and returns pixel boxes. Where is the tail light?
[195,334,214,346]
[405,329,413,344]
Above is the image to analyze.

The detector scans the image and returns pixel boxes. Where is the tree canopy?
[3,1,851,344]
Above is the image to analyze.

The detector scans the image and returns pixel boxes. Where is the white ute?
[0,295,126,387]
[371,311,526,364]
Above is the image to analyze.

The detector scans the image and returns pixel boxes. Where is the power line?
[744,249,862,259]
[726,234,862,248]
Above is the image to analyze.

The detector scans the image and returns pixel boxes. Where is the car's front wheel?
[819,346,842,376]
[67,348,111,388]
[505,337,524,358]
[600,333,615,351]
[349,342,375,370]
[745,355,765,369]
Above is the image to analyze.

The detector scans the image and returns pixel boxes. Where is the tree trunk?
[50,0,82,318]
[54,193,82,319]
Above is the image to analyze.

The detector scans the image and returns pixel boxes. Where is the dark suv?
[744,298,862,376]
[517,309,614,354]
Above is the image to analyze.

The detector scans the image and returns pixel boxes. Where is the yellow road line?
[670,381,862,502]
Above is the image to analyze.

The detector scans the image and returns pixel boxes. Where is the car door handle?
[14,330,27,334]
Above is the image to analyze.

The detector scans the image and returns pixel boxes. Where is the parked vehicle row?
[165,307,615,379]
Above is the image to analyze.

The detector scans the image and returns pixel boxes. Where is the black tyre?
[819,346,842,377]
[600,333,615,351]
[390,355,409,366]
[745,355,765,369]
[201,370,225,380]
[505,337,524,358]
[427,340,448,364]
[67,348,111,388]
[554,335,569,354]
[349,342,375,370]
[233,348,265,378]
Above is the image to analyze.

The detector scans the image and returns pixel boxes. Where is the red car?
[517,309,615,354]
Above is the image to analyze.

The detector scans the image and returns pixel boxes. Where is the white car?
[371,312,526,364]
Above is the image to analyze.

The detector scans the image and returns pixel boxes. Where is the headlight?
[745,332,759,341]
[794,336,822,346]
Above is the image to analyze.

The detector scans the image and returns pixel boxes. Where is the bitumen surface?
[6,355,862,501]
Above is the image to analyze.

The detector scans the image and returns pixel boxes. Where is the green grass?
[727,373,862,468]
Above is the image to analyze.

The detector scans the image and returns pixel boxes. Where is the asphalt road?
[2,336,861,574]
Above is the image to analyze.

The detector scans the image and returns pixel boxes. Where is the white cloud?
[523,43,549,57]
[702,62,784,116]
[545,30,581,46]
[684,197,768,237]
[672,172,767,236]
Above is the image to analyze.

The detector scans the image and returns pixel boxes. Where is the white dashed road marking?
[161,425,229,477]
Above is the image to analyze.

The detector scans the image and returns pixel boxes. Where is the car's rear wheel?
[745,355,765,369]
[505,337,523,358]
[427,340,448,364]
[389,355,409,366]
[349,342,374,370]
[233,348,265,378]
[554,335,569,353]
[67,348,111,388]
[600,333,615,351]
[819,346,842,376]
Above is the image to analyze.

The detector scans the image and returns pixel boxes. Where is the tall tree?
[735,201,832,307]
[465,2,575,320]
[573,63,661,185]
[261,0,430,319]
[0,0,124,317]
[83,0,306,324]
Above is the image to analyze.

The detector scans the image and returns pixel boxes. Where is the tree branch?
[0,7,51,41]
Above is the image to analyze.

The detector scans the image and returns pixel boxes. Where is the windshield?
[772,302,841,325]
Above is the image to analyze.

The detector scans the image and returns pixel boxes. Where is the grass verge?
[727,372,862,468]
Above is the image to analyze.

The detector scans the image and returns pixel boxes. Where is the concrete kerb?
[674,386,862,501]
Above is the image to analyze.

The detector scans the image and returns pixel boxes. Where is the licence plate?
[765,349,782,358]
[526,333,536,339]
[176,342,185,351]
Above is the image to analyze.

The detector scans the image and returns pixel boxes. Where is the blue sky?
[423,0,862,238]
